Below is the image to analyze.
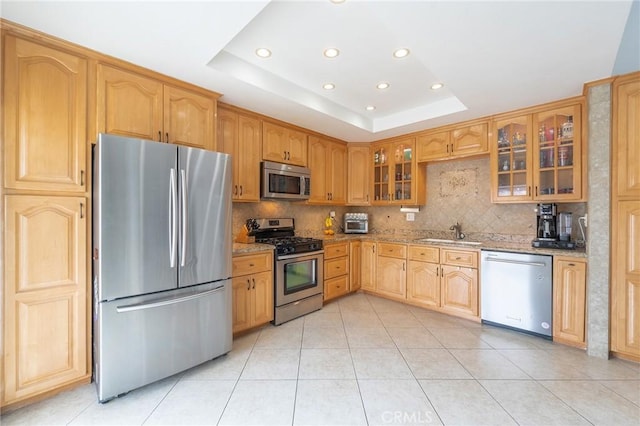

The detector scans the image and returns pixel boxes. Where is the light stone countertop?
[316,234,588,258]
[232,234,587,259]
[232,242,275,255]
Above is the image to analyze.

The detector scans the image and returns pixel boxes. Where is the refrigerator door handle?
[169,168,177,268]
[115,284,225,313]
[180,169,187,267]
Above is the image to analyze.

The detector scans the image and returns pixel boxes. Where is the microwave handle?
[301,176,306,195]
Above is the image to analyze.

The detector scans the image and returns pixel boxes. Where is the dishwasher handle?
[484,257,546,267]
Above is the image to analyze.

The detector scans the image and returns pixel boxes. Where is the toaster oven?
[344,213,368,234]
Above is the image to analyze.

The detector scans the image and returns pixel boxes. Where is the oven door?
[275,251,324,306]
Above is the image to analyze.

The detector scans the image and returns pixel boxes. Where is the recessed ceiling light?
[255,48,271,58]
[431,82,444,90]
[330,0,346,3]
[366,105,376,111]
[323,83,335,90]
[323,48,340,58]
[376,82,390,90]
[393,48,410,58]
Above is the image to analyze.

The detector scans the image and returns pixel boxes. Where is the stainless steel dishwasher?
[481,250,552,338]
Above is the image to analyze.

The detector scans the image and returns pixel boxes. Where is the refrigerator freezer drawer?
[94,281,232,402]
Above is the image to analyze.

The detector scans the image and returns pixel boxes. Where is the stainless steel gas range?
[247,218,324,325]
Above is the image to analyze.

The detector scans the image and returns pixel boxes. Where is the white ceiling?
[1,1,635,142]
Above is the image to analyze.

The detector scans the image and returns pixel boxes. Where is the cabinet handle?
[535,186,538,196]
[234,185,238,196]
[166,132,169,143]
[252,278,256,289]
[80,170,85,186]
[568,263,575,267]
[239,185,243,196]
[447,144,449,153]
[158,130,162,142]
[403,262,405,271]
[528,186,531,196]
[247,279,251,290]
[455,256,461,260]
[373,245,376,254]
[366,194,369,202]
[283,151,287,160]
[287,151,291,160]
[80,202,84,219]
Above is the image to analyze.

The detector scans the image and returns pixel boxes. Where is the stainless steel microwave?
[261,161,311,200]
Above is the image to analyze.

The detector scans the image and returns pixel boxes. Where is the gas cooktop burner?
[249,218,323,256]
[256,236,323,256]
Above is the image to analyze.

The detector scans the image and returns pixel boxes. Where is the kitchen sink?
[416,238,482,246]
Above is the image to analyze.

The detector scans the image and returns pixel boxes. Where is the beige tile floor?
[2,293,639,425]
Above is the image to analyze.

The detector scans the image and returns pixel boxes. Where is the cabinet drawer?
[232,251,273,276]
[377,242,407,259]
[325,256,349,279]
[324,242,349,259]
[441,248,477,268]
[408,245,439,263]
[325,275,349,301]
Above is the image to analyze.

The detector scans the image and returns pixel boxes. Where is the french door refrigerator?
[93,133,232,402]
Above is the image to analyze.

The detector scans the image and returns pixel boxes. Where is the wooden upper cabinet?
[262,121,308,166]
[416,123,488,162]
[451,123,488,158]
[96,64,217,150]
[96,64,163,141]
[614,74,640,198]
[347,145,371,205]
[3,35,87,192]
[416,131,450,162]
[308,136,346,204]
[217,107,262,202]
[163,85,215,150]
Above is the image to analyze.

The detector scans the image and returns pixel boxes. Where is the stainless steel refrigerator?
[93,133,232,402]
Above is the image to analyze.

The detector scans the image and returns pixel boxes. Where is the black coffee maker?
[532,203,576,249]
[536,203,557,240]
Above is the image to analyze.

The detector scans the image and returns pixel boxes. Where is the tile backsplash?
[232,156,586,243]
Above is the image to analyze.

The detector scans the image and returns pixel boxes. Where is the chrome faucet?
[450,222,465,240]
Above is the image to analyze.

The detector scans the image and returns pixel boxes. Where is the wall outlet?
[329,211,336,218]
[406,212,415,221]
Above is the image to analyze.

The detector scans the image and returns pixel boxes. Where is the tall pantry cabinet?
[1,30,91,408]
[611,71,640,362]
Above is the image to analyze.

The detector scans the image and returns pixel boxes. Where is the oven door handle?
[277,250,324,260]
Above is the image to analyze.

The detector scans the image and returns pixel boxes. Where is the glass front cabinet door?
[533,104,582,201]
[491,115,533,202]
[372,138,416,204]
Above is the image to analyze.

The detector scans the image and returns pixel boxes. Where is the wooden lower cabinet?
[231,251,273,333]
[361,241,377,291]
[2,195,89,407]
[324,242,350,301]
[440,265,478,317]
[611,200,640,360]
[405,245,479,320]
[375,243,407,301]
[553,257,587,348]
[349,241,362,292]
